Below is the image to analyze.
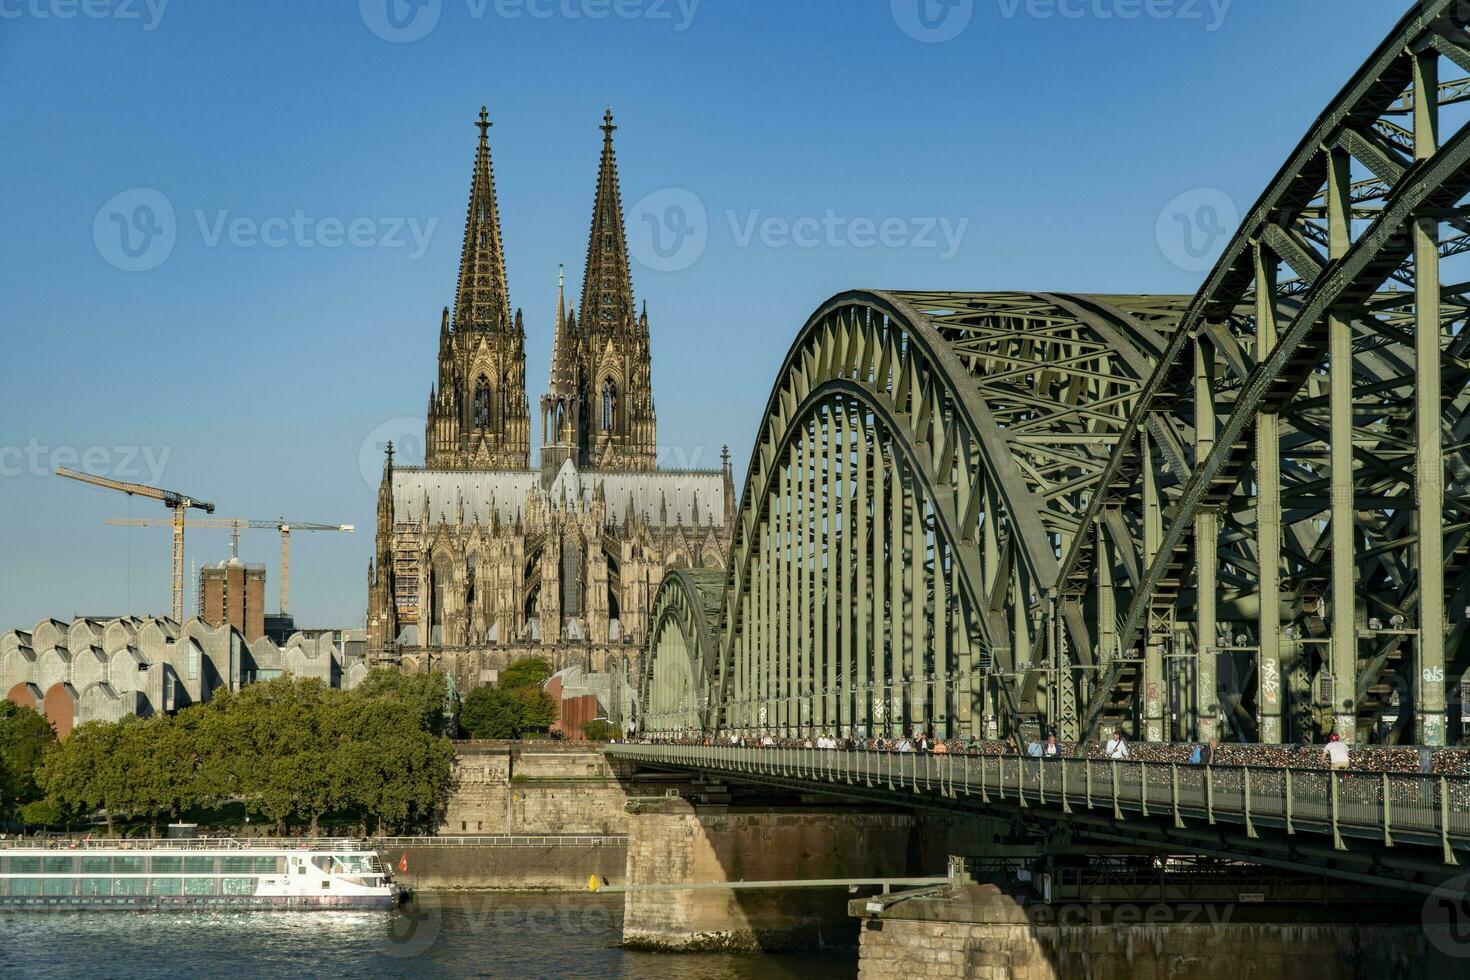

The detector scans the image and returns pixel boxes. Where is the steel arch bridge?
[640,0,1470,749]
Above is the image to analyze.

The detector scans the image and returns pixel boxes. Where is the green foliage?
[498,657,553,693]
[457,663,558,739]
[37,720,123,832]
[34,670,455,836]
[352,669,456,735]
[0,702,56,818]
[459,685,522,739]
[18,797,63,829]
[515,686,557,733]
[581,720,618,742]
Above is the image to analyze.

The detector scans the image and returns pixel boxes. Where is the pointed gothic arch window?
[561,535,583,620]
[430,556,452,646]
[473,376,492,429]
[601,380,617,432]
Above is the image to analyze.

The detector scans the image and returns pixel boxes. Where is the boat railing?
[372,834,629,847]
[0,837,369,851]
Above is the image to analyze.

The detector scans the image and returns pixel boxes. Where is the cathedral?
[366,107,735,693]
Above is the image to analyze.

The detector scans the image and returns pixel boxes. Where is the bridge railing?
[607,744,1468,862]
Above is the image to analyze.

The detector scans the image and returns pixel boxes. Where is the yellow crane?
[56,467,215,623]
[103,517,354,616]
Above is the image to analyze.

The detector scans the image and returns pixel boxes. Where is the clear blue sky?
[0,0,1408,630]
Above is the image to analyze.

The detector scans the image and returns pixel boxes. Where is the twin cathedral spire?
[424,106,657,475]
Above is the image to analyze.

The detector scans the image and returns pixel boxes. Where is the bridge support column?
[1414,45,1447,747]
[853,883,1443,979]
[620,797,929,952]
[1327,145,1359,742]
[1254,242,1285,745]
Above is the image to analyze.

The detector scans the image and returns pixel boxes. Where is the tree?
[581,720,618,742]
[0,755,14,819]
[353,669,455,735]
[339,687,454,833]
[36,720,123,833]
[498,657,553,693]
[459,685,522,740]
[18,798,62,829]
[25,673,456,837]
[515,686,557,734]
[0,702,56,818]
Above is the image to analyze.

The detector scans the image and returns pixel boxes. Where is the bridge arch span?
[639,569,724,734]
[640,1,1470,748]
[641,290,1181,739]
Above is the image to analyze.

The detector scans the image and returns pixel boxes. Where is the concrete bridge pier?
[851,881,1448,979]
[620,794,944,952]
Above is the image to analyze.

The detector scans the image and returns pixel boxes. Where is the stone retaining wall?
[379,841,627,891]
[439,741,632,836]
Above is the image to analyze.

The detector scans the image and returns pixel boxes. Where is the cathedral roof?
[392,460,726,528]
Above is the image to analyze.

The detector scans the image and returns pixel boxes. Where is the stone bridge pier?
[851,882,1452,980]
[619,789,951,952]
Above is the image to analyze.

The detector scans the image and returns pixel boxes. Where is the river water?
[0,892,858,979]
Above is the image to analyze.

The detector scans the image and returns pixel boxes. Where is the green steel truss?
[641,0,1470,748]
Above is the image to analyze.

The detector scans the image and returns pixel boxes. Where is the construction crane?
[103,517,354,616]
[57,467,215,623]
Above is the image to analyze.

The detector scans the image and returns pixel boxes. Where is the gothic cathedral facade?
[366,108,734,695]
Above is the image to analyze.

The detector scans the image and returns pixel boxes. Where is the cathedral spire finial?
[556,263,566,327]
[452,104,511,333]
[545,261,578,404]
[580,108,634,335]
